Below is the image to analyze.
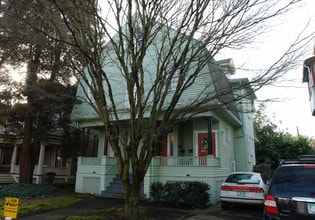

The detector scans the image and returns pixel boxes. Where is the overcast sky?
[9,1,315,138]
[222,0,315,138]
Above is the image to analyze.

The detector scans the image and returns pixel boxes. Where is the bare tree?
[9,0,314,219]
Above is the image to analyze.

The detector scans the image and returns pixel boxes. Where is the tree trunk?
[123,182,141,220]
[19,52,40,183]
[19,115,34,183]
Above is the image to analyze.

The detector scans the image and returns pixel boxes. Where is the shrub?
[150,181,210,209]
[181,181,210,209]
[0,183,57,198]
[149,182,165,201]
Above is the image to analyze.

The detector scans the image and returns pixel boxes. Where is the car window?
[272,166,315,189]
[225,173,260,184]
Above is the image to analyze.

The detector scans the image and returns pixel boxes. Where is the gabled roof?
[230,78,257,100]
[208,59,241,121]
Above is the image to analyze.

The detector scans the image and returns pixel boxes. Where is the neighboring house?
[70,22,257,204]
[303,55,315,116]
[0,127,76,184]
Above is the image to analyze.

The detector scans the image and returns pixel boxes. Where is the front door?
[159,133,174,165]
[160,136,167,157]
[198,132,216,156]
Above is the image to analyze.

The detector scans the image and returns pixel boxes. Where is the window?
[168,133,174,156]
[248,135,254,156]
[86,80,95,103]
[226,127,231,143]
[170,70,179,91]
[124,86,138,108]
[136,32,143,48]
[274,166,315,189]
[155,132,174,157]
[225,173,260,184]
[123,30,143,53]
[44,151,53,166]
[165,64,180,91]
[221,129,226,147]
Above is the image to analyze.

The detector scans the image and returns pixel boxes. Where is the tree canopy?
[0,0,82,183]
[254,103,314,170]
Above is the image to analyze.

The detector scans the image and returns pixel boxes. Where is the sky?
[8,1,315,138]
[219,0,315,138]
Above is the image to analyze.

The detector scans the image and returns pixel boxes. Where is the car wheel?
[221,201,229,210]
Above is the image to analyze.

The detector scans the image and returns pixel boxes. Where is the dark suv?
[264,155,315,220]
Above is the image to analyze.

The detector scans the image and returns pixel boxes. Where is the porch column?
[10,144,18,173]
[208,116,213,155]
[37,142,46,184]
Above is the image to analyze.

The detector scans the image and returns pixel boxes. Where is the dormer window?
[136,32,143,48]
[86,80,95,103]
[170,70,179,91]
[165,63,180,91]
[124,86,137,109]
[124,73,139,108]
[123,30,144,53]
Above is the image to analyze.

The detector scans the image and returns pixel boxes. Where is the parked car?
[264,155,315,220]
[220,172,268,209]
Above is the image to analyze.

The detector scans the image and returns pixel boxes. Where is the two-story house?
[70,21,257,204]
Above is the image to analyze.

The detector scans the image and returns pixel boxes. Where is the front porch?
[0,141,75,185]
[75,155,223,203]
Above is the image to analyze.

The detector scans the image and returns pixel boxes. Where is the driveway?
[184,203,264,220]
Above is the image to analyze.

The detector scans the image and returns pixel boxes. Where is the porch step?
[100,174,144,199]
[101,174,125,199]
[0,174,17,184]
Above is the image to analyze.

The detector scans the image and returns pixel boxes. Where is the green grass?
[0,184,159,220]
[0,184,94,219]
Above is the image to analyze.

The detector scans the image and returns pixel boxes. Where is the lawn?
[0,183,93,219]
[0,183,188,220]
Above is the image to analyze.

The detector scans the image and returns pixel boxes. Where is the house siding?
[145,160,229,204]
[142,116,242,204]
[75,157,118,195]
[71,21,256,205]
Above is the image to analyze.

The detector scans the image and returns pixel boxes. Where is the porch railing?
[77,156,219,167]
[78,156,116,167]
[158,156,211,167]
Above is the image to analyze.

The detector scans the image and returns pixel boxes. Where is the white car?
[220,172,268,209]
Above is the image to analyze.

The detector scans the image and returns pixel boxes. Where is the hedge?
[150,181,210,209]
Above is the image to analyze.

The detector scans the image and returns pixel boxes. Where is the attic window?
[136,32,143,48]
[165,64,180,91]
[124,86,138,109]
[86,80,95,103]
[123,31,143,52]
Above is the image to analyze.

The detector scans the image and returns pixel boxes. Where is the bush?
[150,181,210,209]
[150,182,165,201]
[0,183,57,198]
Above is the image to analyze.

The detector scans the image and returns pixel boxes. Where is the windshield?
[225,173,260,184]
[272,166,315,191]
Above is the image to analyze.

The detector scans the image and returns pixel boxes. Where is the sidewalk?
[18,197,222,220]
